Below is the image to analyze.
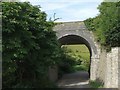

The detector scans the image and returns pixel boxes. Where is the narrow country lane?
[57,71,90,88]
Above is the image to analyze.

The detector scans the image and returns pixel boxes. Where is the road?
[57,71,90,88]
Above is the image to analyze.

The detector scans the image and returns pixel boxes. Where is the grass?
[62,44,90,72]
[72,65,88,71]
[89,80,104,88]
[63,44,90,61]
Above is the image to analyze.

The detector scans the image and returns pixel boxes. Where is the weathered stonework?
[90,57,99,81]
[53,21,100,81]
[105,52,112,87]
[96,49,107,83]
[111,48,118,88]
[48,21,120,89]
[118,48,120,90]
[104,47,119,88]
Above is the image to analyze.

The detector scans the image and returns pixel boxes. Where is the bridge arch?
[58,34,92,57]
[53,21,100,80]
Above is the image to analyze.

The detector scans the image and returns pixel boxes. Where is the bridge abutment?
[90,57,99,81]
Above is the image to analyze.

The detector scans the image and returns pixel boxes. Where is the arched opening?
[57,35,92,88]
[58,35,92,57]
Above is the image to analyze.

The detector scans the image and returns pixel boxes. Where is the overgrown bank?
[2,2,62,88]
[84,1,120,51]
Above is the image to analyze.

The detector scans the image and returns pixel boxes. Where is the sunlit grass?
[62,44,90,71]
[72,65,87,71]
[63,44,90,61]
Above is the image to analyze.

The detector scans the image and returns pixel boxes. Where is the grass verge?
[89,80,104,88]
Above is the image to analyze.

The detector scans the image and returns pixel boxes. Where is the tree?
[97,1,120,47]
[2,2,61,88]
[85,1,120,48]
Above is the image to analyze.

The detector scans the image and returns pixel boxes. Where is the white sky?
[20,0,103,22]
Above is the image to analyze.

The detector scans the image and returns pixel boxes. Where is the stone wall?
[96,47,120,88]
[111,48,118,88]
[104,52,112,87]
[103,47,120,88]
[119,48,120,90]
[96,49,107,83]
[90,57,97,81]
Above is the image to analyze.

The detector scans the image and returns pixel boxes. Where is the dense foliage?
[85,1,120,48]
[58,47,76,77]
[58,46,90,78]
[2,2,61,88]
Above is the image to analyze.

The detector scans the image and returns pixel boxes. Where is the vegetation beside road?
[58,45,90,78]
[89,80,104,88]
[84,1,120,51]
[2,2,62,88]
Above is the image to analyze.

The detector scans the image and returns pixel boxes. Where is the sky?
[20,0,103,22]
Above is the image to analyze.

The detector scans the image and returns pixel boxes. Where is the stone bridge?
[49,21,120,88]
[53,21,100,81]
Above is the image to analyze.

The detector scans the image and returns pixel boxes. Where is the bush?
[2,2,61,88]
[58,47,76,77]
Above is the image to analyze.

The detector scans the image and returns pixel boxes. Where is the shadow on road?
[57,71,90,88]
